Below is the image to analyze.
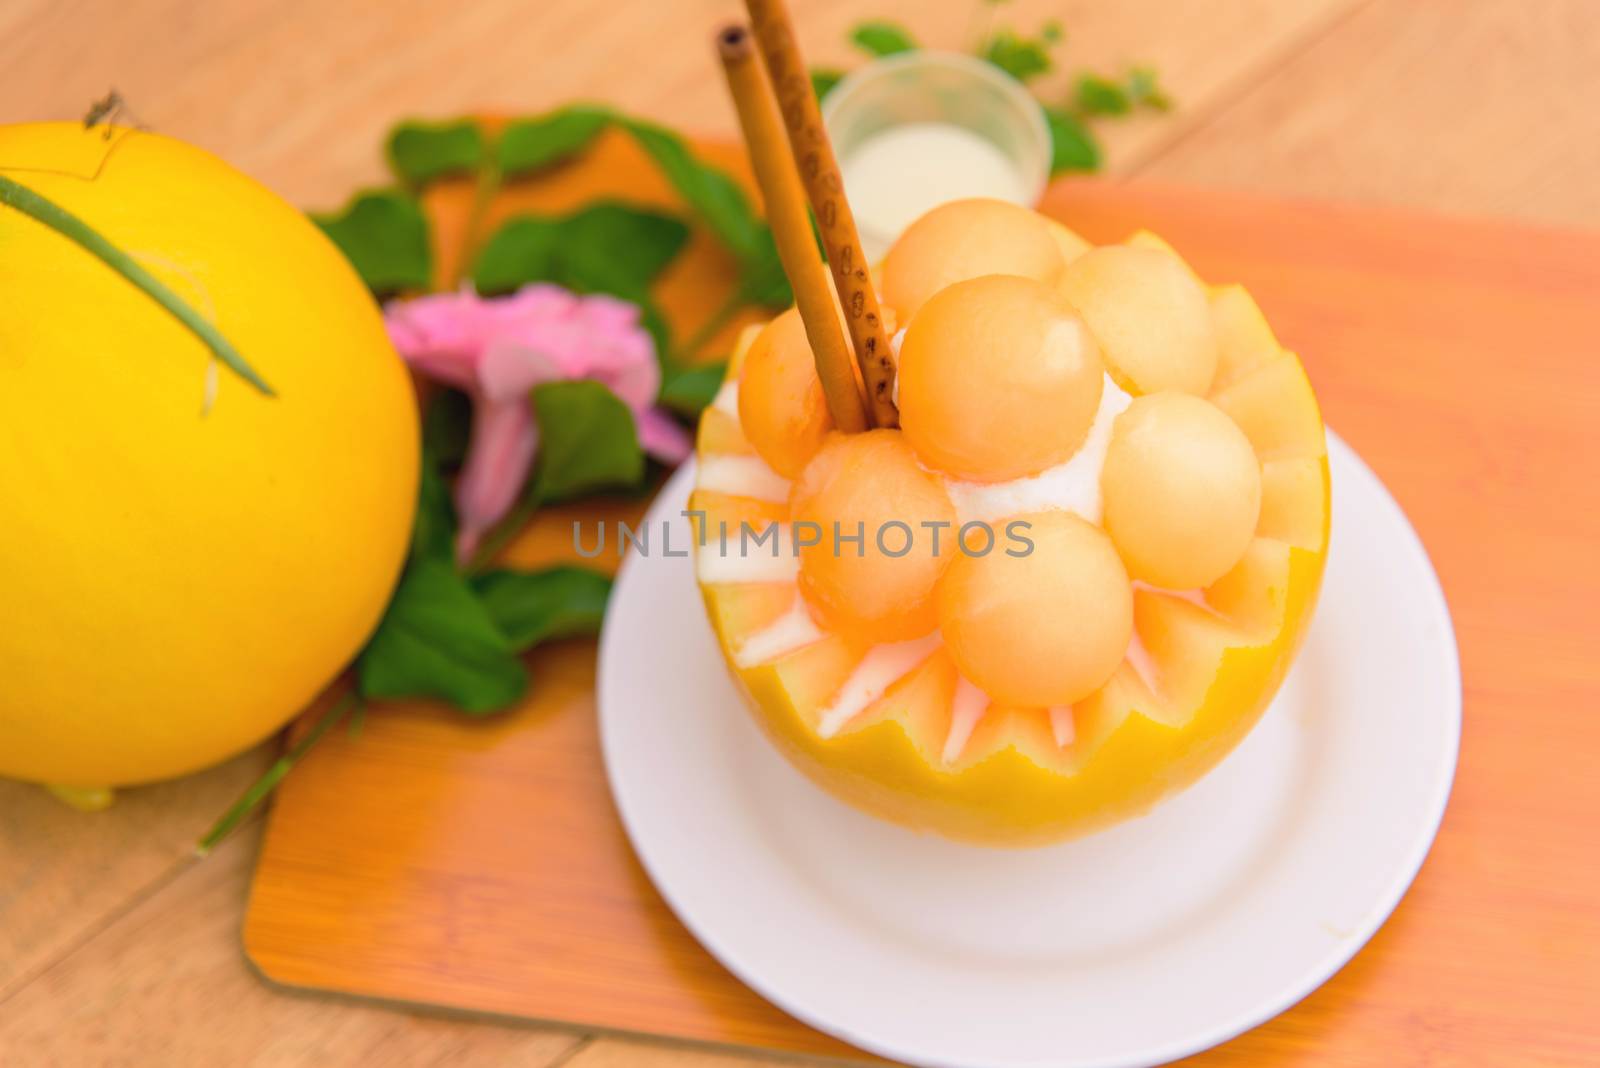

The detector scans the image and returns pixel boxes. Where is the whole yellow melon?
[0,123,418,790]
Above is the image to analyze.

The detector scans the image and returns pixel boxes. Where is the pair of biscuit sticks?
[716,0,897,433]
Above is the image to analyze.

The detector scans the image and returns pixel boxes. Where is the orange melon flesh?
[936,511,1133,707]
[897,275,1105,482]
[1101,391,1263,589]
[691,227,1328,846]
[738,309,835,479]
[1058,244,1219,396]
[881,198,1067,320]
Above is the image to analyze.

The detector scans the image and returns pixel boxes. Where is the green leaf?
[850,20,917,57]
[471,216,560,291]
[412,447,457,566]
[472,203,685,360]
[499,106,613,178]
[619,119,762,262]
[1045,106,1102,174]
[1041,19,1064,43]
[472,566,612,651]
[421,388,473,469]
[527,379,645,506]
[636,300,674,363]
[552,203,690,296]
[358,559,528,714]
[311,189,432,295]
[408,398,468,566]
[982,31,1053,83]
[386,120,486,185]
[736,233,792,308]
[811,67,845,101]
[616,118,790,309]
[659,362,728,416]
[1127,67,1173,111]
[473,202,688,300]
[1075,74,1131,117]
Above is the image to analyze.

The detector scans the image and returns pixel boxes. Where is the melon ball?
[882,198,1065,321]
[789,430,957,639]
[1101,392,1262,589]
[898,275,1104,482]
[738,308,834,478]
[1058,245,1219,395]
[937,511,1132,707]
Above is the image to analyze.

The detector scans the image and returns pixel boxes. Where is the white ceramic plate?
[598,432,1460,1068]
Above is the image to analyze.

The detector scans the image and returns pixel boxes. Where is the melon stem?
[45,784,115,812]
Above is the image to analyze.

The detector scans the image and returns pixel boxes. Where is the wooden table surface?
[2,2,1597,1066]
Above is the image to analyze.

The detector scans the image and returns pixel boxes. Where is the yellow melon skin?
[700,531,1321,847]
[0,124,418,789]
[694,244,1328,847]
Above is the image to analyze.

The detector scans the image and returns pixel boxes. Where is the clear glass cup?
[822,51,1052,260]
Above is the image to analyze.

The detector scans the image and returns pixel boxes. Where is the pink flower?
[385,284,691,562]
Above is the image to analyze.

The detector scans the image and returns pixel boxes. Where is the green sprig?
[0,173,274,397]
[851,21,918,57]
[195,688,359,855]
[821,16,1172,178]
[312,189,432,295]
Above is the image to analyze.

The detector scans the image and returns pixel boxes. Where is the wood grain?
[563,1039,814,1068]
[244,171,1600,1066]
[246,642,871,1063]
[0,0,1357,209]
[0,749,270,1000]
[1134,0,1600,227]
[0,829,585,1068]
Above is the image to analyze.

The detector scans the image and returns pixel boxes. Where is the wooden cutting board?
[244,134,1600,1066]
